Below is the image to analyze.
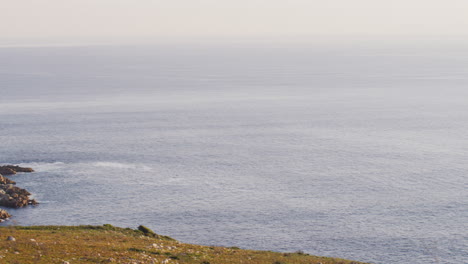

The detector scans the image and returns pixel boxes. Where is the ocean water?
[0,43,467,264]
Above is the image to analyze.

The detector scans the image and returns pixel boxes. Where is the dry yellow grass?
[0,225,369,264]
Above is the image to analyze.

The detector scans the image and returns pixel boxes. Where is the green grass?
[0,225,370,264]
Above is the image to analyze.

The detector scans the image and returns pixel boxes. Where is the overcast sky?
[1,0,468,45]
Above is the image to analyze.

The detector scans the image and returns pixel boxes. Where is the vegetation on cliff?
[0,225,369,264]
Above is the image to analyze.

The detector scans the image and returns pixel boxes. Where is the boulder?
[0,184,36,208]
[0,175,15,185]
[138,225,158,238]
[0,167,16,175]
[0,209,11,220]
[0,184,31,196]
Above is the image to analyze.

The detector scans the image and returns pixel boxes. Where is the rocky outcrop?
[0,165,34,175]
[0,184,37,208]
[0,167,16,176]
[0,165,37,220]
[4,165,34,173]
[0,175,15,185]
[0,209,11,220]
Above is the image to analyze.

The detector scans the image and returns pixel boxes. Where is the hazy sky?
[1,0,468,45]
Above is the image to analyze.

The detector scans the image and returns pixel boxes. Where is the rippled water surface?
[0,44,467,264]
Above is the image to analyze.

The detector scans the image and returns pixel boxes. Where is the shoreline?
[0,165,37,221]
[0,165,369,263]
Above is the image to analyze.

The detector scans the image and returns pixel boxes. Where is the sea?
[0,42,467,264]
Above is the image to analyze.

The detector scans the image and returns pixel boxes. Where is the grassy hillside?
[0,225,369,264]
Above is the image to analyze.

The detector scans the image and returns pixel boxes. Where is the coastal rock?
[0,165,34,175]
[0,184,36,208]
[0,209,11,220]
[2,184,31,196]
[0,175,16,185]
[0,165,37,221]
[3,165,34,173]
[0,167,16,176]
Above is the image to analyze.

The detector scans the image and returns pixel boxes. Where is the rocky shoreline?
[0,165,37,221]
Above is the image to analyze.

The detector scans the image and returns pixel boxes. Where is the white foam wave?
[14,161,152,173]
[92,162,152,171]
[18,162,66,172]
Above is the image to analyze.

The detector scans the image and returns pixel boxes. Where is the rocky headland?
[0,165,37,221]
